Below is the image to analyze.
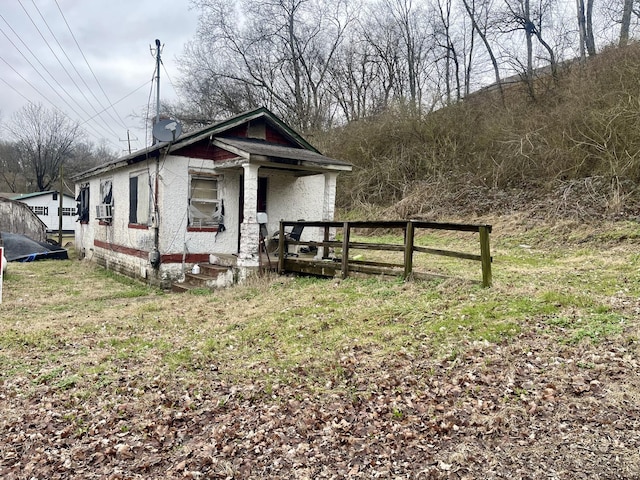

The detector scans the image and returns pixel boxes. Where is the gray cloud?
[0,0,198,153]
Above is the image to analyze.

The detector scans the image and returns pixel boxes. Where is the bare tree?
[432,0,462,104]
[66,141,116,177]
[620,0,633,46]
[585,0,596,56]
[181,0,354,131]
[577,0,596,59]
[388,0,429,112]
[462,0,504,102]
[498,0,559,99]
[328,36,381,121]
[0,141,25,193]
[359,6,406,111]
[4,103,80,192]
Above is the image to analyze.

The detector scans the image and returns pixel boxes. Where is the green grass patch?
[0,220,638,392]
[546,312,626,344]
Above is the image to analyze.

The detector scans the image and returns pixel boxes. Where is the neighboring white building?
[11,191,77,233]
[72,108,352,289]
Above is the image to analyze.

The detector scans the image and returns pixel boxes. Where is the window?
[100,179,113,205]
[59,207,76,216]
[189,176,220,228]
[30,206,48,216]
[129,171,150,225]
[77,184,90,223]
[97,178,114,222]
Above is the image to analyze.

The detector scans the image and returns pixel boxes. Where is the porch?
[171,220,492,293]
[271,220,493,287]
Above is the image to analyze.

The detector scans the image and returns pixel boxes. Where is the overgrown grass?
[0,220,638,397]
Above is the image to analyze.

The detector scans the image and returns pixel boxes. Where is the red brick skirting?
[187,227,219,232]
[93,240,211,264]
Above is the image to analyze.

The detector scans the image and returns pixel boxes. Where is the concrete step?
[171,262,233,293]
[171,283,192,293]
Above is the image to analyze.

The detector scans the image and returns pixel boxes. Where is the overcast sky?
[0,0,199,154]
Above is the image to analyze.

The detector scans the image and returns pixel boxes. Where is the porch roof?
[213,137,352,173]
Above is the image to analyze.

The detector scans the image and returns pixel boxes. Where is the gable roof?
[11,191,74,201]
[72,107,350,181]
[171,106,319,153]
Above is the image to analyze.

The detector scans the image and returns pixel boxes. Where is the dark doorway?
[257,177,268,213]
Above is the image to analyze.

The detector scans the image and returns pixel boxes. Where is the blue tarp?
[1,232,68,262]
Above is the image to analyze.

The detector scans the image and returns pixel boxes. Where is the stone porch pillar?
[238,163,260,269]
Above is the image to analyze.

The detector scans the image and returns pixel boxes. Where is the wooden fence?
[275,220,493,287]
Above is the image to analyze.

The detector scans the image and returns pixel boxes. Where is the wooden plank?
[341,222,350,279]
[348,242,405,252]
[479,226,492,287]
[283,258,340,277]
[404,221,414,279]
[348,259,404,268]
[280,220,492,233]
[348,264,404,276]
[277,222,285,273]
[412,221,492,233]
[414,246,482,261]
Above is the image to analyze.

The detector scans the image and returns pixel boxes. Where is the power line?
[0,15,120,144]
[53,0,139,148]
[22,0,124,138]
[0,54,120,150]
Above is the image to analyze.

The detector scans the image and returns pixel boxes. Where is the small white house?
[11,191,77,233]
[72,108,352,289]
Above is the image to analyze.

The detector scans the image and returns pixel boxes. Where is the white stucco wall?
[75,155,340,288]
[159,156,240,256]
[75,156,244,287]
[265,171,328,243]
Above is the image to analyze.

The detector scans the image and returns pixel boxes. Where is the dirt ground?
[1,326,639,479]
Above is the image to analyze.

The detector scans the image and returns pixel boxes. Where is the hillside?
[319,44,640,222]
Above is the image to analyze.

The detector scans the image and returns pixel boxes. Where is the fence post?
[479,226,492,287]
[0,245,3,304]
[340,222,350,279]
[277,221,286,273]
[403,221,414,280]
[322,225,330,259]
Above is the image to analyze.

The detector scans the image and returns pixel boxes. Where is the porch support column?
[322,172,338,221]
[317,172,338,259]
[238,163,260,269]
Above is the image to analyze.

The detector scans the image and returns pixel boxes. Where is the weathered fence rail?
[276,220,493,287]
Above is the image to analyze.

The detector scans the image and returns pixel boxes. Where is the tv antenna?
[120,130,138,154]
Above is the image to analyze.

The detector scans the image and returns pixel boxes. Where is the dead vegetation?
[320,44,640,223]
[1,217,639,479]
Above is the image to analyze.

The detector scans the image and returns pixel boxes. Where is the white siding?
[15,193,77,232]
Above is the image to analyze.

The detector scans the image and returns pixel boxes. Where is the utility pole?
[58,165,63,246]
[155,38,161,126]
[119,130,136,154]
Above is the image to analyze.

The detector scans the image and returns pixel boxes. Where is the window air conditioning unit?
[96,204,113,219]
